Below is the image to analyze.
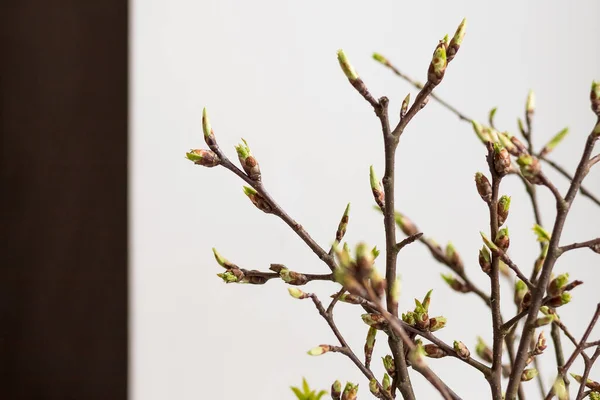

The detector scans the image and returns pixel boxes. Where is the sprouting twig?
[376,57,600,207]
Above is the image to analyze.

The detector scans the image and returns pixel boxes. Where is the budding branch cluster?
[186,17,600,400]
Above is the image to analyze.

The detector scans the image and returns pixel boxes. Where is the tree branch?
[506,123,599,400]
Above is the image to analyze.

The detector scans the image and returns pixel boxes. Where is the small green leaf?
[532,224,552,243]
[543,127,569,153]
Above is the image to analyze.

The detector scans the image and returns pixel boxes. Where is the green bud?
[371,246,380,259]
[337,49,358,81]
[421,289,433,312]
[355,242,374,278]
[409,343,428,368]
[548,273,569,296]
[559,292,572,306]
[429,316,447,332]
[382,355,395,375]
[370,165,385,210]
[243,186,272,213]
[401,93,410,118]
[535,315,555,327]
[423,344,447,358]
[592,80,600,116]
[428,38,447,84]
[394,212,419,236]
[390,277,401,305]
[441,273,468,293]
[372,52,388,65]
[480,232,499,253]
[445,242,464,272]
[532,224,552,243]
[453,340,470,359]
[590,392,600,400]
[361,313,388,330]
[342,382,358,400]
[279,269,308,286]
[526,90,535,115]
[535,331,547,353]
[369,379,379,396]
[364,327,377,367]
[541,127,569,156]
[493,144,512,176]
[307,345,330,356]
[335,203,351,242]
[476,337,493,363]
[217,270,240,283]
[186,149,220,167]
[514,280,528,306]
[402,311,416,326]
[234,138,261,180]
[472,120,492,143]
[288,287,308,299]
[518,155,542,184]
[571,374,600,391]
[202,107,217,149]
[521,368,538,382]
[333,242,352,270]
[479,246,492,274]
[497,195,511,226]
[497,131,518,155]
[553,377,568,400]
[517,117,526,135]
[447,18,466,62]
[475,172,492,203]
[495,227,510,251]
[365,326,377,348]
[382,373,391,391]
[331,380,342,399]
[212,247,229,268]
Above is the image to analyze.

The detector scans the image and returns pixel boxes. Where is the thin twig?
[559,238,600,254]
[394,232,424,253]
[539,156,600,207]
[309,293,392,400]
[497,251,535,290]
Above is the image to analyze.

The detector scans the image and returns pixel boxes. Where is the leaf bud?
[453,340,470,359]
[427,38,447,85]
[307,345,330,356]
[447,18,467,63]
[186,149,220,167]
[495,227,510,251]
[243,186,272,213]
[497,195,511,226]
[235,139,261,180]
[370,166,385,211]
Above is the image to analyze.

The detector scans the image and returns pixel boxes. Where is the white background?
[131,1,600,398]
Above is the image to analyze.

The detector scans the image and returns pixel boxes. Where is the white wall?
[131,1,600,398]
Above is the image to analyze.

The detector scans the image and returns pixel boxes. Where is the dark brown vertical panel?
[0,1,128,399]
